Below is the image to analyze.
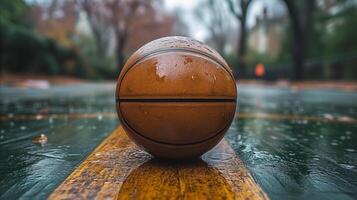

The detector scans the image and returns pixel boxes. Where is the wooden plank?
[49,126,268,200]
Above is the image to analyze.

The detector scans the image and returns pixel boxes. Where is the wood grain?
[48,126,268,200]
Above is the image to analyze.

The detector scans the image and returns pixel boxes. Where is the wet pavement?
[0,84,119,199]
[0,83,356,199]
[228,85,357,200]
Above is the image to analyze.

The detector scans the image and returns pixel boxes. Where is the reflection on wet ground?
[228,85,357,200]
[0,83,356,199]
[117,159,235,199]
[0,84,119,199]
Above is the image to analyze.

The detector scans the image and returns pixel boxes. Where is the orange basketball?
[116,36,237,159]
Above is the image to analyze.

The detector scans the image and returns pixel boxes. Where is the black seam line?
[116,98,236,103]
[121,115,232,146]
[117,97,236,146]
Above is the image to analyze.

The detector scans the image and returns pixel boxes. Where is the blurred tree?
[0,21,82,76]
[323,0,357,79]
[282,0,316,80]
[30,0,78,47]
[195,0,231,55]
[81,0,113,58]
[124,1,176,54]
[323,0,357,54]
[0,0,82,76]
[226,0,252,77]
[109,0,142,72]
[80,0,175,75]
[279,0,357,80]
[0,0,30,27]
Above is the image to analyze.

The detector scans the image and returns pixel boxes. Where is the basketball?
[116,36,237,159]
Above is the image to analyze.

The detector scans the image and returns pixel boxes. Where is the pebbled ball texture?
[116,36,237,159]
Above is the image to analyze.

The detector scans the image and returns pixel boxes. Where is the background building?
[248,8,287,58]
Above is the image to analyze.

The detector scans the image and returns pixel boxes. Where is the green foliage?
[277,0,357,80]
[0,0,87,77]
[0,0,30,27]
[246,50,276,67]
[73,34,117,79]
[0,21,84,76]
[277,23,293,64]
[325,6,357,54]
[223,53,239,77]
[325,5,357,80]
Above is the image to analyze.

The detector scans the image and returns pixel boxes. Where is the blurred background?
[1,0,357,82]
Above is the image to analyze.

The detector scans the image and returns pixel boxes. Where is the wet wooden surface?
[49,126,268,200]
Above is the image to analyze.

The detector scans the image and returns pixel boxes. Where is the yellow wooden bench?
[49,126,268,200]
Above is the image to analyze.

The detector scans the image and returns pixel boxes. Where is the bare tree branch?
[224,0,253,77]
[226,0,242,20]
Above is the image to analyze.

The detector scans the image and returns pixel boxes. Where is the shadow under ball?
[116,36,237,159]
